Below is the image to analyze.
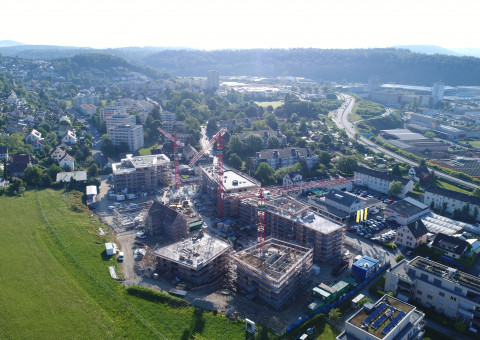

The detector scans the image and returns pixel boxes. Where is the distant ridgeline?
[142,48,480,85]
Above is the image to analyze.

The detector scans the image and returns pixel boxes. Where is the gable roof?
[405,220,429,239]
[412,166,430,178]
[256,147,313,159]
[355,166,411,185]
[61,154,75,162]
[425,186,480,206]
[432,233,469,255]
[325,189,361,207]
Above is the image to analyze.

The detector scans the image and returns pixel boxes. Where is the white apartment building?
[110,124,144,151]
[385,256,480,327]
[106,114,136,134]
[354,166,414,198]
[75,93,99,108]
[424,187,480,221]
[160,111,176,122]
[254,147,318,170]
[100,106,127,121]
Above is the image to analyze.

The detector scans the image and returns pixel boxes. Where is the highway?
[334,94,479,190]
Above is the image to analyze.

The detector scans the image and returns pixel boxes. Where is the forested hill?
[142,48,480,85]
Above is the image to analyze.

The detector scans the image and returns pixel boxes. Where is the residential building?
[431,233,469,260]
[282,171,304,187]
[207,70,219,90]
[50,147,66,162]
[395,220,429,249]
[351,256,380,281]
[161,120,186,136]
[181,144,198,163]
[337,295,425,340]
[99,106,127,121]
[236,130,287,148]
[56,171,87,183]
[7,155,31,177]
[384,197,430,225]
[354,166,414,198]
[159,110,176,122]
[385,256,480,327]
[324,189,365,219]
[112,154,170,193]
[0,146,8,160]
[6,90,19,105]
[109,124,144,151]
[25,129,42,143]
[32,139,45,151]
[154,232,232,286]
[144,200,188,240]
[408,166,432,184]
[62,130,77,145]
[424,187,480,221]
[59,154,75,170]
[254,147,318,170]
[106,113,136,134]
[75,93,99,108]
[57,124,75,138]
[79,104,96,116]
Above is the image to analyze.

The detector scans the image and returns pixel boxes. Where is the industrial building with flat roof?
[337,295,425,340]
[383,197,429,225]
[112,154,170,194]
[232,238,313,310]
[154,232,232,286]
[240,195,344,263]
[386,256,480,327]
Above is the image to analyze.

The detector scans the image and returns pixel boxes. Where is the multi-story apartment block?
[207,70,219,90]
[106,114,136,134]
[385,256,480,327]
[254,147,318,170]
[337,295,425,340]
[75,93,99,108]
[159,110,176,122]
[112,154,170,193]
[424,187,480,221]
[109,124,144,151]
[354,166,414,198]
[99,106,127,121]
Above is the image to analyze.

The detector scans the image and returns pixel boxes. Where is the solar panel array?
[363,303,386,325]
[382,311,406,334]
[372,307,395,329]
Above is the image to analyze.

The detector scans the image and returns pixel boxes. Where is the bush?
[125,285,190,307]
[395,255,405,262]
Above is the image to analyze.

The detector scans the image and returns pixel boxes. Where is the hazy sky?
[2,0,479,49]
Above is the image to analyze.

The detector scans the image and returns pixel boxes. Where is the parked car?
[136,231,147,239]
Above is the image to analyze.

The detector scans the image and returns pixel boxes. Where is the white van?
[117,252,124,262]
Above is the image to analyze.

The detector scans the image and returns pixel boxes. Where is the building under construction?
[200,165,260,216]
[240,195,344,263]
[154,232,232,286]
[144,200,190,241]
[232,238,313,310]
[112,154,170,194]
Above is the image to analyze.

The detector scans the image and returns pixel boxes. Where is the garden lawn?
[0,189,245,339]
[430,178,472,195]
[254,101,283,109]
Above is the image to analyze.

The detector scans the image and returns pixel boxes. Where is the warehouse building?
[154,232,232,286]
[384,197,430,225]
[232,238,313,310]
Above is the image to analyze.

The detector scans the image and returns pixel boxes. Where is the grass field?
[0,189,246,339]
[138,142,159,156]
[462,140,480,149]
[429,179,472,195]
[254,101,283,109]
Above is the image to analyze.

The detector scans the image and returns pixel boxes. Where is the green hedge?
[125,285,190,307]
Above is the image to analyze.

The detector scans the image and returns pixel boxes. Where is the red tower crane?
[157,127,184,189]
[189,128,227,218]
[224,177,356,244]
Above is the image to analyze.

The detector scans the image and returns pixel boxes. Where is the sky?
[2,0,480,50]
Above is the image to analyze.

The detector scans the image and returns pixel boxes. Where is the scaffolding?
[232,238,313,310]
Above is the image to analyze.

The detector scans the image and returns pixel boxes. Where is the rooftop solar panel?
[364,303,387,325]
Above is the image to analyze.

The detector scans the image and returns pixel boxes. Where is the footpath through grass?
[0,189,245,339]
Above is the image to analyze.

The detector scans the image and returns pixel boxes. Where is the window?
[434,278,442,287]
[439,292,445,297]
[417,290,423,295]
[408,269,416,276]
[451,296,457,301]
[420,273,429,281]
[427,294,433,299]
[454,287,462,294]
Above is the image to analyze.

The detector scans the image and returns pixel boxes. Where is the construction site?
[239,195,345,263]
[232,238,313,310]
[154,231,232,286]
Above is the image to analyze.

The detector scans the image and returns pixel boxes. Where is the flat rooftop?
[268,196,344,234]
[113,154,170,173]
[154,233,231,270]
[202,166,259,192]
[385,197,428,217]
[380,129,426,140]
[346,295,416,339]
[232,238,313,283]
[410,256,480,294]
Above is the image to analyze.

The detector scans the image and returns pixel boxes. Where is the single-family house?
[7,155,31,177]
[408,166,432,184]
[395,220,429,249]
[62,130,77,145]
[32,139,46,151]
[25,129,42,143]
[59,154,75,170]
[50,147,66,162]
[431,233,469,260]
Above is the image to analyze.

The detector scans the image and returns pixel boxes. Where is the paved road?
[335,94,479,190]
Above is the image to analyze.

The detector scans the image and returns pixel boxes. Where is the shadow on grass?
[180,307,205,340]
[100,250,114,262]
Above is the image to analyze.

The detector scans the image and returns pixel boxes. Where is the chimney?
[291,148,296,157]
[273,151,279,159]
